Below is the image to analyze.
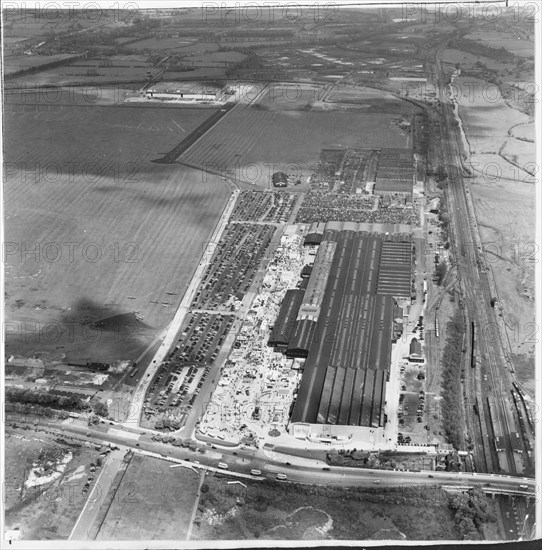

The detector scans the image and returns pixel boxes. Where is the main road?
[15,415,535,496]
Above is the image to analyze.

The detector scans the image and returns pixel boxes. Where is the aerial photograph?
[1,0,539,546]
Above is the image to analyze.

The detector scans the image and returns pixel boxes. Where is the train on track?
[470,321,477,368]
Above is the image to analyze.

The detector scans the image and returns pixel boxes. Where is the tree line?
[440,309,466,448]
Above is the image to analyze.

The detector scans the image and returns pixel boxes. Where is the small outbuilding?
[272,172,288,187]
[409,337,424,362]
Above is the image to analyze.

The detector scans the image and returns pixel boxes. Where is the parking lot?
[142,312,235,428]
[190,223,276,310]
[296,192,418,225]
[396,316,435,445]
[230,190,297,223]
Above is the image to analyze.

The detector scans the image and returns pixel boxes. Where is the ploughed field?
[4,96,230,364]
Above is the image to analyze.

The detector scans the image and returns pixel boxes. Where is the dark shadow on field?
[91,312,151,332]
[92,184,224,224]
[4,298,155,365]
[60,297,153,332]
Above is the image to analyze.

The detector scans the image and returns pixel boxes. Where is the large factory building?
[270,222,412,443]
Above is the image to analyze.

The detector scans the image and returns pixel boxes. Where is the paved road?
[15,416,535,496]
[69,449,125,540]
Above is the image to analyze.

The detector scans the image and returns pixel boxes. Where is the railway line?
[434,48,527,475]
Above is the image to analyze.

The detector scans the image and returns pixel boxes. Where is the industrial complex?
[287,223,412,440]
[4,5,537,542]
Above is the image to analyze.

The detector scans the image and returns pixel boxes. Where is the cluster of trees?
[326,449,399,469]
[440,310,466,448]
[434,261,448,286]
[5,401,70,420]
[150,433,206,453]
[93,401,109,417]
[154,417,182,431]
[6,387,85,410]
[449,488,496,540]
[437,200,450,243]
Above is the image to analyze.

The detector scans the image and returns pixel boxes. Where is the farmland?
[181,107,411,187]
[96,454,199,540]
[3,97,230,364]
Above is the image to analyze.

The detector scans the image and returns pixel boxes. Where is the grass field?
[96,455,199,540]
[463,31,535,58]
[5,427,101,540]
[470,174,536,392]
[510,121,535,142]
[4,54,82,76]
[125,37,215,52]
[181,107,410,186]
[194,476,459,540]
[440,49,517,73]
[7,66,158,87]
[4,98,230,364]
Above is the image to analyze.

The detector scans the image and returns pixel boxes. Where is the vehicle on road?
[428,475,434,478]
[373,480,381,484]
[276,473,287,480]
[250,469,261,476]
[217,462,228,470]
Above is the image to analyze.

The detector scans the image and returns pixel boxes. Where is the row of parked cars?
[145,312,238,421]
[412,315,425,341]
[230,190,296,223]
[191,223,276,310]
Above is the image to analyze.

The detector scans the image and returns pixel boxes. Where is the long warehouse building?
[286,222,412,440]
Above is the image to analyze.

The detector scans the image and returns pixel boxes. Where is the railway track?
[433,47,524,474]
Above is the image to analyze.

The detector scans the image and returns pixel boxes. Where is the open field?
[4,98,230,364]
[453,75,535,182]
[194,476,460,540]
[510,121,535,142]
[181,108,411,186]
[441,49,517,73]
[463,31,535,58]
[96,455,199,540]
[470,175,536,392]
[5,427,101,540]
[6,65,158,87]
[125,37,214,52]
[4,54,82,76]
[255,83,325,110]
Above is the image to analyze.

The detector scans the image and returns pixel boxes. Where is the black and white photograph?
[1,0,540,546]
